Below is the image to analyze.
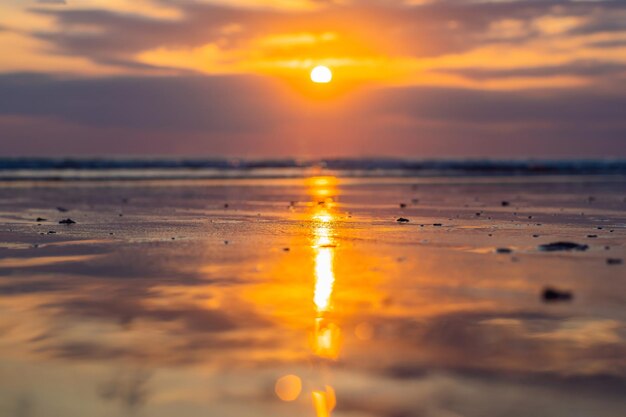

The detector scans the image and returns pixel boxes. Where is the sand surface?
[0,175,625,417]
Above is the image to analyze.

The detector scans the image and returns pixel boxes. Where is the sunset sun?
[310,65,332,83]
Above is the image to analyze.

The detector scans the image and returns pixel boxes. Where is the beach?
[0,171,625,417]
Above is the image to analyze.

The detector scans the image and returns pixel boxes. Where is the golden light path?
[310,176,340,417]
[275,175,341,417]
[313,211,335,313]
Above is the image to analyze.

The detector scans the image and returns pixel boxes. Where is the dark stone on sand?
[533,234,539,238]
[542,287,573,302]
[224,203,229,208]
[501,201,510,206]
[597,227,603,230]
[283,247,290,252]
[224,240,229,245]
[399,203,407,208]
[496,247,513,254]
[587,234,597,238]
[59,218,76,225]
[432,223,442,226]
[396,218,410,223]
[475,213,481,216]
[606,258,623,265]
[47,231,56,234]
[36,217,47,222]
[538,242,589,252]
[56,207,69,212]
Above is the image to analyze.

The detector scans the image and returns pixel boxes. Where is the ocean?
[1,157,626,180]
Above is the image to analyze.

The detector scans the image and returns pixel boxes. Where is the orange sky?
[1,0,626,157]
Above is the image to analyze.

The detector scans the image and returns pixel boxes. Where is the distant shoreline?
[1,158,626,181]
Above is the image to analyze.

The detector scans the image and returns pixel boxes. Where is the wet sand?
[0,175,625,417]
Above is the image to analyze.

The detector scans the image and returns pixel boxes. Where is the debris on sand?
[501,201,510,207]
[587,234,597,238]
[59,218,76,225]
[283,247,290,252]
[542,287,573,302]
[432,223,442,227]
[606,258,623,265]
[36,217,47,222]
[396,218,410,223]
[496,247,513,254]
[399,203,407,208]
[538,242,589,252]
[56,207,69,212]
[47,231,56,234]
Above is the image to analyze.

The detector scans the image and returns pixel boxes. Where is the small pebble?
[539,242,588,252]
[542,287,573,302]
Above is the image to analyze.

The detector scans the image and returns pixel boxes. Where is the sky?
[1,0,626,158]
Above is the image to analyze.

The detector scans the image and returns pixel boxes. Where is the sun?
[310,65,332,83]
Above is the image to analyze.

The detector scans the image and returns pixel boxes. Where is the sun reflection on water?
[313,211,335,314]
[309,177,341,416]
[274,176,342,416]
